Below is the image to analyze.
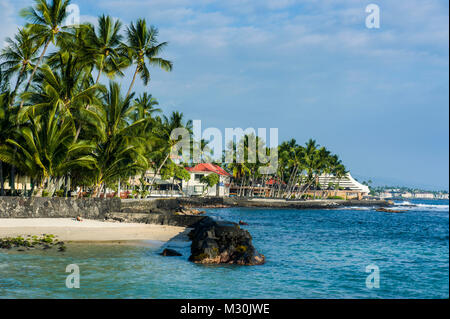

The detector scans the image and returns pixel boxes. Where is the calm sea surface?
[0,199,448,299]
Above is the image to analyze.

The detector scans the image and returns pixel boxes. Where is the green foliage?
[200,174,220,188]
[55,189,65,197]
[327,195,345,200]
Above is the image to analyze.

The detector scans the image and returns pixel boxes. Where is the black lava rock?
[188,217,265,265]
[160,248,182,256]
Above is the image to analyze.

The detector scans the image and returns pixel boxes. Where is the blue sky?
[1,0,449,190]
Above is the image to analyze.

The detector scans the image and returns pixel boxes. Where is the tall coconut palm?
[133,92,161,121]
[284,145,306,198]
[90,82,148,196]
[149,111,192,188]
[86,15,125,84]
[19,0,73,107]
[123,19,172,97]
[0,28,40,104]
[19,53,104,142]
[328,154,347,195]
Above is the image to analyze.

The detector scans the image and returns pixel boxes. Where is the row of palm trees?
[224,136,348,199]
[0,0,186,197]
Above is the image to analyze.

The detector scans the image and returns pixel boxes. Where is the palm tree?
[19,53,104,142]
[133,92,161,120]
[90,82,148,196]
[225,139,251,197]
[149,111,192,189]
[284,145,306,198]
[86,15,125,84]
[0,28,40,104]
[19,0,73,107]
[198,138,213,163]
[123,19,173,97]
[0,106,96,196]
[0,90,17,195]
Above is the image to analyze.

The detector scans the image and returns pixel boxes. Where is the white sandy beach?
[0,218,186,242]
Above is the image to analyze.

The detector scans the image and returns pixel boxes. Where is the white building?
[183,163,231,197]
[414,193,435,199]
[318,173,370,195]
[379,192,393,199]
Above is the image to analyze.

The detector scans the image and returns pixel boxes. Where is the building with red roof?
[183,163,232,196]
[185,163,232,177]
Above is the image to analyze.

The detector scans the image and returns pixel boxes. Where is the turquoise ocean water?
[0,199,448,299]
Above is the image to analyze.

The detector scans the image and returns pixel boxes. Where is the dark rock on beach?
[376,208,407,213]
[188,217,265,266]
[160,248,182,256]
[174,208,206,216]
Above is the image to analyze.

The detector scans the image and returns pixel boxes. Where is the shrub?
[55,190,65,197]
[327,196,345,200]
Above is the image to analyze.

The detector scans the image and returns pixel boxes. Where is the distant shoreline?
[186,197,391,210]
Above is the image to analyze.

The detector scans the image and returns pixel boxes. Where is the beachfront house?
[183,163,232,197]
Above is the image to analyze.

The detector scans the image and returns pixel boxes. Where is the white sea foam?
[394,201,449,212]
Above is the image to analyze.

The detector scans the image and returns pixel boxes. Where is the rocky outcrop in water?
[188,217,265,266]
[0,234,66,252]
[160,248,182,256]
[375,208,406,213]
[174,208,206,216]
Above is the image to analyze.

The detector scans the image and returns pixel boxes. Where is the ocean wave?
[394,201,449,212]
[335,206,372,211]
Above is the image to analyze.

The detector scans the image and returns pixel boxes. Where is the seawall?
[0,196,389,227]
[0,196,207,228]
[0,196,120,219]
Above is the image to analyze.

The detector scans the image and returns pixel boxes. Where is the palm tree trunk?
[74,125,82,143]
[65,174,71,197]
[92,183,101,198]
[0,160,4,196]
[284,166,297,198]
[29,178,35,197]
[95,65,104,84]
[286,166,299,198]
[10,66,26,106]
[276,174,283,198]
[238,176,244,197]
[10,166,15,194]
[126,66,139,98]
[19,39,51,109]
[298,179,315,200]
[150,150,171,192]
[11,41,52,193]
